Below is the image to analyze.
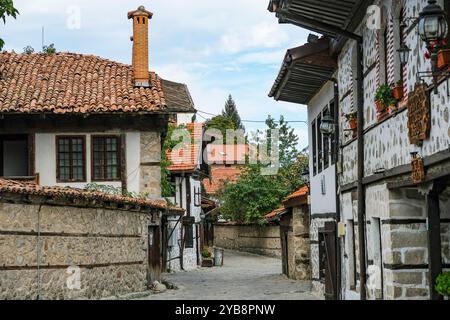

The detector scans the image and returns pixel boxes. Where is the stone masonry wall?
[0,202,152,300]
[286,206,311,281]
[140,131,161,198]
[214,225,281,258]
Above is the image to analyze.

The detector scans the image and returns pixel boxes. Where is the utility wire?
[196,109,308,124]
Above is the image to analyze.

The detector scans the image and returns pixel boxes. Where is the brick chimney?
[128,5,153,87]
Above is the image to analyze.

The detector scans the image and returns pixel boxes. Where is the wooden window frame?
[312,119,317,176]
[56,136,86,183]
[317,114,323,173]
[330,100,337,165]
[91,135,122,182]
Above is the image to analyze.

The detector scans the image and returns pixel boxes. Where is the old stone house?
[268,0,450,300]
[0,5,194,298]
[166,123,206,271]
[0,5,192,197]
[269,37,338,297]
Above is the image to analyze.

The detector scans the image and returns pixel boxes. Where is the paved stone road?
[140,250,319,300]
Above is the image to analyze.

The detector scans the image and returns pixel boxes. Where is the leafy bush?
[435,272,450,297]
[42,43,56,55]
[201,247,212,258]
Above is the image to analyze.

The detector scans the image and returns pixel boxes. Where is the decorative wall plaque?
[408,83,431,146]
[411,155,425,184]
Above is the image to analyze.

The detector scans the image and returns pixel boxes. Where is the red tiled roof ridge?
[0,51,167,114]
[284,185,309,202]
[0,179,183,212]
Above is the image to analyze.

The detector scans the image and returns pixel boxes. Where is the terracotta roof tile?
[167,123,204,172]
[265,207,287,219]
[206,144,249,165]
[0,52,167,114]
[0,179,183,212]
[284,186,309,202]
[202,166,243,195]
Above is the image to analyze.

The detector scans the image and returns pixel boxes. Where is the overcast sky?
[2,0,311,148]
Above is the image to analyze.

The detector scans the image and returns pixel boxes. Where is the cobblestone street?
[140,250,319,300]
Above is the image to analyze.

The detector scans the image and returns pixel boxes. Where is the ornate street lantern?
[320,111,335,136]
[301,167,310,184]
[418,0,448,44]
[398,43,411,64]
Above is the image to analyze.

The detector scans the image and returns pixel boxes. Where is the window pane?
[92,137,120,180]
[57,137,85,182]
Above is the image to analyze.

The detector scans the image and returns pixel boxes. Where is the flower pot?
[437,49,450,69]
[392,86,403,100]
[388,104,397,115]
[349,119,357,138]
[375,101,384,113]
[377,108,389,121]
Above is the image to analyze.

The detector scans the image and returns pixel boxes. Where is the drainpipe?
[330,78,342,300]
[356,40,367,300]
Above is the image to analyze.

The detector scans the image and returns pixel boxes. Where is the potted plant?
[388,99,398,114]
[392,80,403,100]
[201,246,214,267]
[425,39,450,69]
[375,84,392,120]
[435,272,450,300]
[343,111,357,138]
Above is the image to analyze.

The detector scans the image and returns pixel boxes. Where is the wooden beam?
[426,183,444,300]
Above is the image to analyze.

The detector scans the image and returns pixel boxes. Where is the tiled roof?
[206,144,249,165]
[167,123,204,173]
[0,52,168,114]
[265,207,287,220]
[162,79,195,113]
[0,179,183,212]
[284,186,309,202]
[202,166,243,195]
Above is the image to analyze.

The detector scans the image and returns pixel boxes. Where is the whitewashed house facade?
[269,0,450,300]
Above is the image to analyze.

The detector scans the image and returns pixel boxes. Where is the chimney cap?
[128,5,153,19]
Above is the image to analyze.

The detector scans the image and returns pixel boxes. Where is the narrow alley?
[140,250,319,300]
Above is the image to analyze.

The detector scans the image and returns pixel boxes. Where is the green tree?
[219,165,288,224]
[265,115,300,168]
[222,94,244,130]
[218,117,308,224]
[205,115,237,144]
[0,0,19,50]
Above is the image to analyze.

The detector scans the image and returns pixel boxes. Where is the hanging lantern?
[397,43,411,64]
[320,110,335,136]
[418,0,448,44]
[301,167,310,184]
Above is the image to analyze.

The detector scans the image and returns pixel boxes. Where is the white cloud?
[219,23,289,54]
[236,49,286,65]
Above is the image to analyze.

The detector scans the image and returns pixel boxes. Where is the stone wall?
[214,225,281,258]
[0,202,156,300]
[280,206,311,281]
[140,131,162,198]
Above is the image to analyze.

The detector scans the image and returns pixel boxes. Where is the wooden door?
[322,221,337,300]
[148,226,161,284]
